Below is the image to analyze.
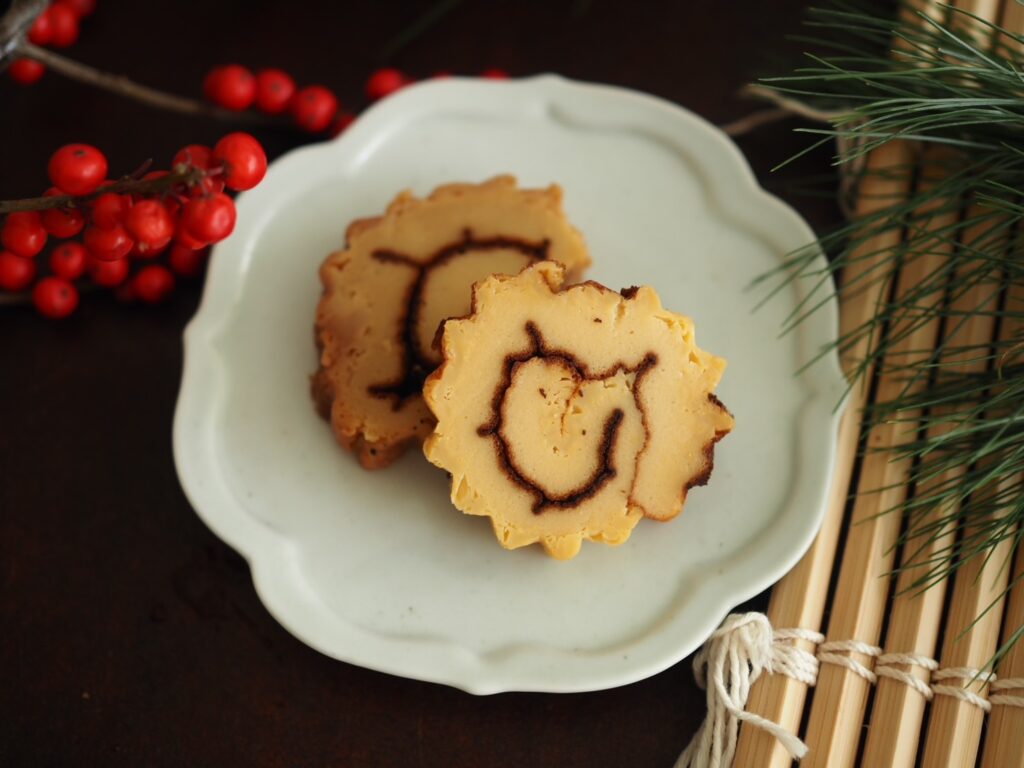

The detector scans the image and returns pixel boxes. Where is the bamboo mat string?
[990,679,1024,708]
[874,653,939,699]
[816,641,882,682]
[930,668,997,712]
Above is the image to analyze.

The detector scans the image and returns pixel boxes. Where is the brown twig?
[18,42,281,125]
[719,107,796,137]
[720,84,866,218]
[0,165,207,214]
[739,84,847,125]
[721,85,846,138]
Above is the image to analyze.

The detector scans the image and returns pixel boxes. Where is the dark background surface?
[0,2,842,765]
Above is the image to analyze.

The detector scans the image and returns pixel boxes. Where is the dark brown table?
[1,1,841,764]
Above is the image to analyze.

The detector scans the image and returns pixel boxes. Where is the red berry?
[87,255,129,287]
[366,68,411,101]
[330,112,356,138]
[49,144,107,196]
[481,68,510,79]
[203,65,256,111]
[33,277,78,318]
[9,59,45,85]
[172,144,212,170]
[173,226,206,250]
[28,10,53,45]
[131,238,170,259]
[162,195,182,220]
[50,241,88,280]
[255,69,296,114]
[181,194,236,243]
[1,212,47,258]
[46,3,80,48]
[84,223,133,260]
[212,132,266,191]
[133,265,175,303]
[55,0,97,19]
[122,200,174,248]
[291,85,338,133]
[40,190,86,238]
[0,251,37,292]
[168,244,208,277]
[40,207,85,239]
[89,192,130,228]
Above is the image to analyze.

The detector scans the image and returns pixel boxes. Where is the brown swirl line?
[368,229,549,407]
[477,321,658,514]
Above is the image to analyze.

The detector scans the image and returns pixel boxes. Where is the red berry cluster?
[0,133,266,318]
[202,65,511,136]
[8,0,95,85]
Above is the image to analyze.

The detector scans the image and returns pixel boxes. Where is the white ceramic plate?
[173,75,845,694]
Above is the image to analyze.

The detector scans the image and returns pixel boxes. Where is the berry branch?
[0,167,206,215]
[1,1,281,125]
[18,42,280,125]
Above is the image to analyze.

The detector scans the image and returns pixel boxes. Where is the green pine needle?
[764,2,1024,672]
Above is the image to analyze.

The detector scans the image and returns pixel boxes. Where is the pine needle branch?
[764,2,1024,668]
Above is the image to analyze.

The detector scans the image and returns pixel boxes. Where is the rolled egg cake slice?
[313,176,591,469]
[423,260,733,560]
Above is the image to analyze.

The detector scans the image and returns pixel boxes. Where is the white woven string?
[931,667,995,713]
[675,613,823,768]
[989,677,1024,708]
[875,652,939,700]
[816,640,883,683]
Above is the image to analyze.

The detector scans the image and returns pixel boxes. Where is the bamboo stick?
[919,275,1023,767]
[999,0,1024,39]
[800,161,958,768]
[981,540,1024,767]
[919,494,1015,765]
[955,0,1002,27]
[732,140,914,768]
[978,12,1024,764]
[861,209,1003,767]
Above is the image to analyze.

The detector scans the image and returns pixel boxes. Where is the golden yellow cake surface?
[423,261,733,559]
[313,176,591,468]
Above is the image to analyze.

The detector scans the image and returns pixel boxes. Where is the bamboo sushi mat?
[728,1,1024,766]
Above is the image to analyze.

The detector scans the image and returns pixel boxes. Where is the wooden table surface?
[0,1,842,765]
